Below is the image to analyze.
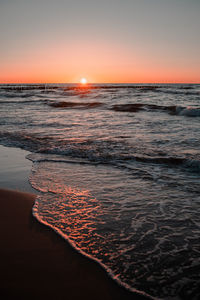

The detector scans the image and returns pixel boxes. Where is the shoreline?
[0,144,151,299]
[0,188,149,300]
[0,144,35,193]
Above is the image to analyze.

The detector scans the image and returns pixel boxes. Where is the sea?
[0,83,200,299]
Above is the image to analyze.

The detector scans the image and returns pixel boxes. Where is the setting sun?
[80,78,87,84]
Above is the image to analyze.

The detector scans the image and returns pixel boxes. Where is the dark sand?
[0,188,150,300]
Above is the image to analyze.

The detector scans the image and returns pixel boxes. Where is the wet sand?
[0,145,35,193]
[0,188,150,300]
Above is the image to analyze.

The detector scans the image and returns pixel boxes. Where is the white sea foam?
[177,106,200,117]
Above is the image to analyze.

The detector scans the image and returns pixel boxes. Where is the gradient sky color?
[0,0,200,83]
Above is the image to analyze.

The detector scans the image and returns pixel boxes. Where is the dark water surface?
[0,84,200,299]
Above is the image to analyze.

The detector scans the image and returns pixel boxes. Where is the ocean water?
[0,83,200,299]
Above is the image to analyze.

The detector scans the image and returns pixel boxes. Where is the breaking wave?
[176,106,200,117]
[0,130,199,174]
[112,103,200,117]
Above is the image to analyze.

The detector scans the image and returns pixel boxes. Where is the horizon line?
[0,82,199,85]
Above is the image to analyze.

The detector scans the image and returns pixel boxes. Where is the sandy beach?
[0,188,149,300]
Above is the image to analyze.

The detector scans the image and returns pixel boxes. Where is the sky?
[0,0,200,83]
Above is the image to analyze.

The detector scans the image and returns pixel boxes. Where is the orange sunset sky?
[0,0,200,84]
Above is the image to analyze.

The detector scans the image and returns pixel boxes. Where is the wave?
[176,106,200,117]
[1,84,199,103]
[134,155,185,165]
[0,92,38,98]
[29,156,200,299]
[28,152,200,176]
[0,131,199,174]
[0,99,47,104]
[49,101,103,109]
[112,103,200,117]
[112,103,170,113]
[112,103,144,112]
[133,155,200,172]
[2,94,199,117]
[158,89,200,96]
[31,195,153,300]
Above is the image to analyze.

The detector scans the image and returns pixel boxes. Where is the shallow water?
[0,83,200,299]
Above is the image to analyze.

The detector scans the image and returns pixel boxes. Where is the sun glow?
[80,78,87,84]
